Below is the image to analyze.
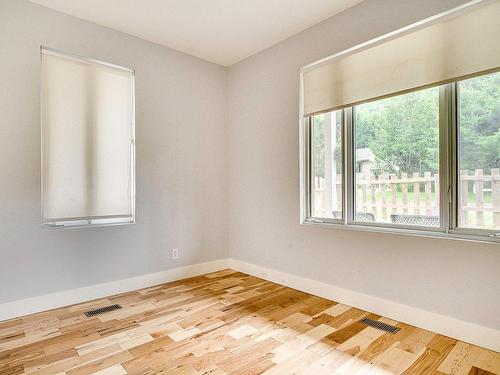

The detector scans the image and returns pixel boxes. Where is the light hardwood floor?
[0,269,499,375]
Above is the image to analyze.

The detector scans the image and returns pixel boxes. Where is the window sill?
[301,218,500,245]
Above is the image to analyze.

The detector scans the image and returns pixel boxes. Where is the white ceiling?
[29,0,364,66]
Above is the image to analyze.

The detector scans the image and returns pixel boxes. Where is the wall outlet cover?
[172,248,179,259]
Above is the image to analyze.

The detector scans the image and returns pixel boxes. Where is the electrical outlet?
[171,248,179,259]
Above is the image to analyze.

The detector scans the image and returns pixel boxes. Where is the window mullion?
[344,107,354,225]
[448,83,458,231]
[439,84,452,233]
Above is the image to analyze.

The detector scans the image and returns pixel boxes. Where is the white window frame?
[299,72,500,244]
[40,46,136,229]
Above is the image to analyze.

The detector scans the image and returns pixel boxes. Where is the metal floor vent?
[361,318,400,334]
[84,304,122,317]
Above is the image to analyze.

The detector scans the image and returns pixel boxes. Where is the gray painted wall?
[0,0,228,303]
[227,0,500,330]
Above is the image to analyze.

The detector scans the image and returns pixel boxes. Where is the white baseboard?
[227,258,500,353]
[0,259,229,322]
[2,257,498,352]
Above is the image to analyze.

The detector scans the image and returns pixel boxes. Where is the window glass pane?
[458,72,500,230]
[354,87,440,227]
[311,110,343,219]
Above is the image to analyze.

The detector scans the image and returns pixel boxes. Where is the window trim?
[40,46,136,229]
[299,72,500,244]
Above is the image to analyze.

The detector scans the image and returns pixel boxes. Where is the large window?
[302,70,500,242]
[41,47,135,228]
[300,0,499,242]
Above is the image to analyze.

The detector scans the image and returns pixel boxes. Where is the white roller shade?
[302,0,500,117]
[41,48,135,226]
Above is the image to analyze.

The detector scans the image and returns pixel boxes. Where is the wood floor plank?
[0,269,498,375]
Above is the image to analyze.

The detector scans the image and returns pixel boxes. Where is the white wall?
[0,0,228,303]
[227,0,500,331]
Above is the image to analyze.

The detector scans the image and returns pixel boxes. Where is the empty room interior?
[1,0,500,374]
